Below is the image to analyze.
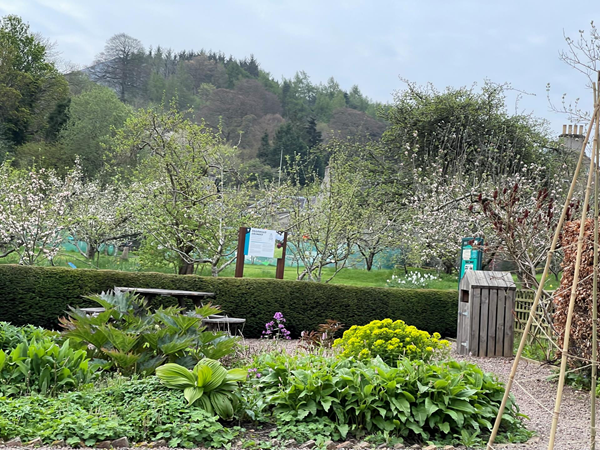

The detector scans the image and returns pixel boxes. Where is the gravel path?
[454,346,598,450]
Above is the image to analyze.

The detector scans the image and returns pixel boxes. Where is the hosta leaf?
[210,391,234,420]
[455,388,478,398]
[156,363,196,388]
[320,396,336,412]
[449,399,476,413]
[200,359,227,392]
[434,379,449,389]
[183,386,204,405]
[195,364,212,388]
[405,421,424,436]
[413,404,428,426]
[402,391,416,402]
[425,397,440,415]
[390,396,411,415]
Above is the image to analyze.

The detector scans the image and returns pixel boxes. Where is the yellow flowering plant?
[333,318,450,364]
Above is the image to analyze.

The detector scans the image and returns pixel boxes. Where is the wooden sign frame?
[234,227,288,279]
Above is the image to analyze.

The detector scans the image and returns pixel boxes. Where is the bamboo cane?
[548,117,598,449]
[486,105,600,450]
[592,75,600,450]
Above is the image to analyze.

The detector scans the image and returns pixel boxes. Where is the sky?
[2,0,600,137]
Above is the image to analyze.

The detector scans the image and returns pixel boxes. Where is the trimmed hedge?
[0,265,458,338]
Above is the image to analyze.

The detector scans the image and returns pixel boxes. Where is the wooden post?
[592,74,600,450]
[548,112,598,450]
[487,104,600,450]
[235,227,247,278]
[275,231,288,280]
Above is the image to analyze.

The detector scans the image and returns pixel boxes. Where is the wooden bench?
[201,315,246,336]
[114,287,215,308]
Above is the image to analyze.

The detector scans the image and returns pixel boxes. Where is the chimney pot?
[568,125,573,134]
[580,125,584,134]
[562,124,567,134]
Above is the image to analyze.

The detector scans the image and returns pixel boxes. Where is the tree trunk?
[178,261,195,275]
[365,252,375,271]
[86,244,97,261]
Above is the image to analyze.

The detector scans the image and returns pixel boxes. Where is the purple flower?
[273,312,284,321]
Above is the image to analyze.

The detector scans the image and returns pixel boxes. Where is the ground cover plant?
[245,351,530,446]
[0,377,239,448]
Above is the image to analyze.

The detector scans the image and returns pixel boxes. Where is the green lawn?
[2,248,565,291]
[0,249,459,289]
[216,264,458,289]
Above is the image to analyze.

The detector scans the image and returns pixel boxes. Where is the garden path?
[454,345,598,450]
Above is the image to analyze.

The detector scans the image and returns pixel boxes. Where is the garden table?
[114,286,215,308]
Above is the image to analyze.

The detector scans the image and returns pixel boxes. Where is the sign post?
[458,237,484,286]
[235,227,288,279]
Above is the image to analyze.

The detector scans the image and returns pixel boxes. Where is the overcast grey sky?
[2,0,600,136]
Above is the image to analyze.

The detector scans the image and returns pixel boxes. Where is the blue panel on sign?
[243,228,251,256]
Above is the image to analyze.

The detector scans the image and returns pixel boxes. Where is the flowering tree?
[396,149,488,273]
[66,178,135,262]
[114,104,278,275]
[0,162,77,265]
[286,153,363,282]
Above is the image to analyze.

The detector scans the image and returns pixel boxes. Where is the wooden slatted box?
[456,271,516,357]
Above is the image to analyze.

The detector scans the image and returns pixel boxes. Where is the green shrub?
[0,265,458,338]
[156,358,247,420]
[333,319,450,364]
[61,291,238,375]
[0,322,59,351]
[0,377,238,448]
[0,338,96,396]
[249,352,529,444]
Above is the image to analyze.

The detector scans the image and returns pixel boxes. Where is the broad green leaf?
[439,421,450,433]
[336,424,349,439]
[183,386,204,405]
[210,391,234,420]
[195,364,212,388]
[425,397,440,415]
[156,363,196,388]
[226,368,247,382]
[200,359,227,392]
[449,399,476,414]
[434,379,449,389]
